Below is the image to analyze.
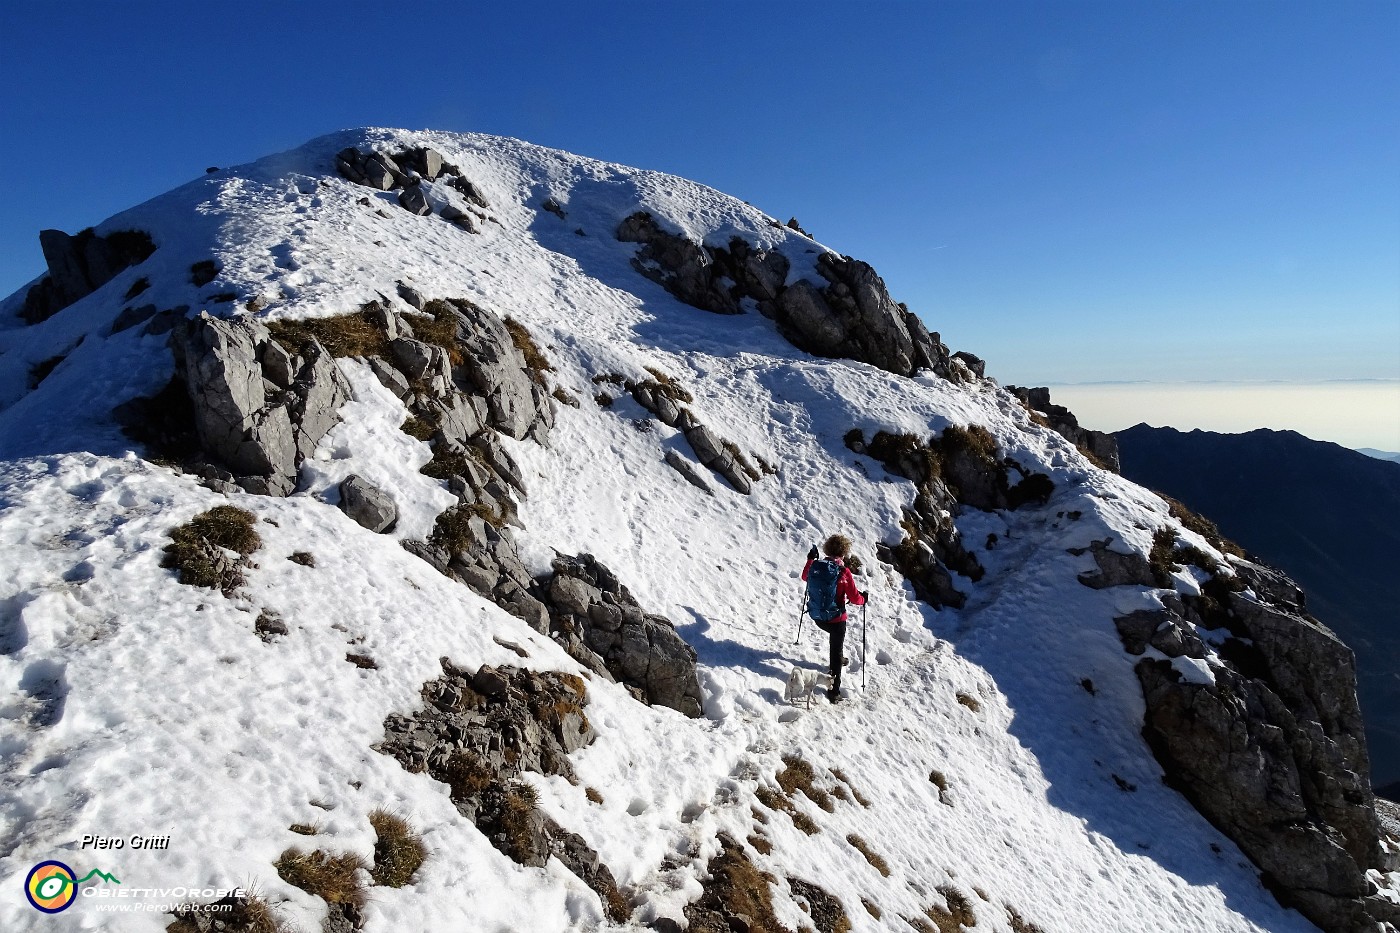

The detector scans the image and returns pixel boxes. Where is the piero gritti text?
[80,834,172,851]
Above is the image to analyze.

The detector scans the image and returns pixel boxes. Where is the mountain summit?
[1,129,1396,933]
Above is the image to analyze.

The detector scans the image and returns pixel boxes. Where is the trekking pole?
[861,599,868,688]
[794,593,808,645]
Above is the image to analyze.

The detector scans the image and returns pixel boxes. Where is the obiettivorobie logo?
[24,861,121,913]
[24,859,246,917]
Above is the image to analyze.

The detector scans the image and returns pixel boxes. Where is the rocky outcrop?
[847,425,1055,609]
[412,515,550,634]
[171,312,350,495]
[540,554,704,719]
[1073,539,1157,589]
[663,449,713,494]
[336,145,493,232]
[777,252,953,379]
[618,212,743,315]
[596,370,769,495]
[378,662,627,921]
[1008,385,1120,473]
[21,228,156,324]
[952,350,986,378]
[1093,543,1394,931]
[616,211,963,381]
[338,474,397,532]
[444,299,555,445]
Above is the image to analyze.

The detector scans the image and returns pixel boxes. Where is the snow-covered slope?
[0,129,1390,933]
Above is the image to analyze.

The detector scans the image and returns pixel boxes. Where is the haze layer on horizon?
[1045,381,1400,452]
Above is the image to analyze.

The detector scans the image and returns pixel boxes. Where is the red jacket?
[802,557,866,623]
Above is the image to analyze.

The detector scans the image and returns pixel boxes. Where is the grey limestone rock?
[288,340,350,463]
[390,337,445,382]
[398,185,432,216]
[259,338,296,389]
[614,211,961,381]
[539,554,704,718]
[664,449,713,495]
[680,423,752,494]
[396,281,426,310]
[618,212,738,315]
[171,312,348,496]
[466,433,525,493]
[1073,539,1157,589]
[952,350,986,378]
[1111,560,1392,932]
[175,313,290,478]
[336,145,492,234]
[445,300,550,442]
[338,474,397,533]
[22,227,155,325]
[367,356,410,399]
[376,660,627,916]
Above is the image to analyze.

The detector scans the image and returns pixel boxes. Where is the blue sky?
[2,1,1396,401]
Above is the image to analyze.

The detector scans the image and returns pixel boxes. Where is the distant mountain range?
[1116,424,1400,790]
[1358,447,1400,465]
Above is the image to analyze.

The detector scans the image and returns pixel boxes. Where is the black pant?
[813,618,846,691]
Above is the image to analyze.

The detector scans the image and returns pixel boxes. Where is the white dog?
[784,666,832,709]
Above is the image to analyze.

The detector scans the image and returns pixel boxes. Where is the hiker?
[802,535,867,701]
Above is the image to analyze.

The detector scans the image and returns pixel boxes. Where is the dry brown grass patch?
[747,833,773,855]
[1148,527,1179,587]
[419,443,481,482]
[266,305,391,359]
[789,877,852,933]
[924,884,976,932]
[829,767,870,807]
[368,809,427,888]
[401,415,435,441]
[955,693,981,713]
[866,431,944,486]
[415,299,468,365]
[640,366,694,404]
[585,787,604,805]
[863,898,883,919]
[1007,906,1046,933]
[429,502,501,554]
[274,848,368,909]
[166,892,288,933]
[682,834,792,933]
[442,750,494,800]
[504,317,553,386]
[754,786,820,836]
[777,754,835,812]
[500,781,541,857]
[288,551,315,567]
[162,505,261,593]
[938,424,999,464]
[847,834,891,876]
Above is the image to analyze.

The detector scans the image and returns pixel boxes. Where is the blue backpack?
[805,558,843,622]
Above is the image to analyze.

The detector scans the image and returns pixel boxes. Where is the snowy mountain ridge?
[0,128,1396,933]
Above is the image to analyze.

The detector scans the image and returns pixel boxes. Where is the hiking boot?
[827,687,842,703]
